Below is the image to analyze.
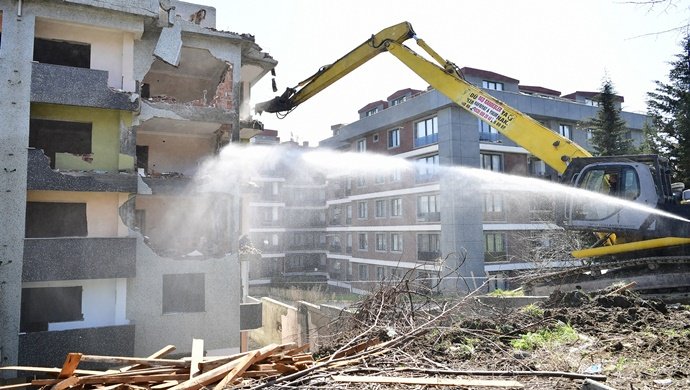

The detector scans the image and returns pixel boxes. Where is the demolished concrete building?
[0,0,276,372]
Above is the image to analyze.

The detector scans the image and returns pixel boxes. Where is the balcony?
[418,251,441,262]
[28,149,137,193]
[417,212,441,222]
[286,243,328,251]
[479,132,501,143]
[415,173,439,184]
[258,219,282,227]
[485,252,507,263]
[483,211,506,222]
[530,209,555,222]
[31,62,137,111]
[414,133,438,148]
[23,237,136,282]
[19,324,134,368]
[328,244,342,253]
[259,244,284,253]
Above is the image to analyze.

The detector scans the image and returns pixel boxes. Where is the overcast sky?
[204,0,689,145]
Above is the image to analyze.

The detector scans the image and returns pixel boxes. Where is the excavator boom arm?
[255,22,416,115]
[384,41,591,174]
[256,22,590,173]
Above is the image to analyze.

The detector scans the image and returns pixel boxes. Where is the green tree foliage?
[587,79,635,156]
[647,34,690,184]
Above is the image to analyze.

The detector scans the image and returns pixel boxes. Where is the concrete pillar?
[437,106,486,292]
[0,4,35,374]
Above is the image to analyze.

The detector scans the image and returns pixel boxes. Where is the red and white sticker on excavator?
[462,92,514,131]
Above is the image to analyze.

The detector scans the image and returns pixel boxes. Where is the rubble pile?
[3,281,689,389]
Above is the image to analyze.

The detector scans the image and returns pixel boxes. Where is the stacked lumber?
[0,340,316,390]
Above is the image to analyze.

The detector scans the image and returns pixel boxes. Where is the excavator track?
[521,256,690,300]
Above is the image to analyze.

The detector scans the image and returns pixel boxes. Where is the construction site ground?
[3,284,689,389]
[292,283,690,389]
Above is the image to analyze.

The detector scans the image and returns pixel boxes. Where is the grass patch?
[488,288,525,297]
[520,303,544,318]
[511,323,578,351]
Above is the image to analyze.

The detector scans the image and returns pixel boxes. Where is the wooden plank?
[80,355,190,368]
[120,345,177,372]
[211,351,260,390]
[150,381,179,389]
[57,353,83,379]
[189,339,204,379]
[284,344,309,356]
[89,367,181,378]
[320,338,380,361]
[168,344,282,390]
[166,359,242,390]
[51,375,79,390]
[197,352,248,373]
[242,370,279,378]
[291,355,313,362]
[1,366,105,375]
[331,375,524,388]
[272,364,298,374]
[78,374,190,385]
[0,383,34,390]
[94,384,124,390]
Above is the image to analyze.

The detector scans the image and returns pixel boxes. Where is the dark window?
[136,145,149,173]
[162,273,205,314]
[29,119,92,168]
[417,233,441,261]
[25,202,87,238]
[20,286,83,332]
[33,37,90,68]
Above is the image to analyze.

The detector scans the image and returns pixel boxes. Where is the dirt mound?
[311,283,690,389]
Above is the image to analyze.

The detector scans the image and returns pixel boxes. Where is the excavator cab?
[564,162,657,232]
[561,155,689,239]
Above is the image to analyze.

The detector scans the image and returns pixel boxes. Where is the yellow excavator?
[256,22,690,290]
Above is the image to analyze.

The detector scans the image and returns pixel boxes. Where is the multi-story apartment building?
[0,0,275,372]
[318,67,648,291]
[241,136,330,289]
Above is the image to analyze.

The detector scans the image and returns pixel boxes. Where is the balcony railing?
[23,237,136,282]
[484,252,507,262]
[418,251,441,262]
[417,212,441,222]
[415,173,439,184]
[19,324,134,368]
[414,133,438,148]
[479,132,501,142]
[31,62,137,111]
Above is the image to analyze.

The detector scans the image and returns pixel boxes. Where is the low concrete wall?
[249,297,350,352]
[250,295,549,352]
[249,298,301,347]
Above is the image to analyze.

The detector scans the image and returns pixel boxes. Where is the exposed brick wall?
[210,62,234,110]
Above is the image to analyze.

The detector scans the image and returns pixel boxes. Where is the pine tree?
[587,79,634,156]
[647,33,690,184]
[637,121,662,155]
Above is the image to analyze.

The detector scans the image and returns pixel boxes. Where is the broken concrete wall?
[248,298,350,351]
[134,26,245,142]
[134,193,234,258]
[172,1,216,29]
[0,2,35,373]
[249,298,301,347]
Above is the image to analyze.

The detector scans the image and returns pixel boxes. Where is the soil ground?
[301,286,690,389]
